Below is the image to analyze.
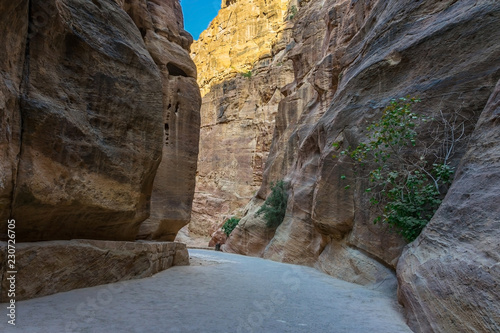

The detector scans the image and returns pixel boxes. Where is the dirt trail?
[1,250,413,332]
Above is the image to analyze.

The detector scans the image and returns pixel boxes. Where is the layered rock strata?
[0,0,200,242]
[224,0,500,316]
[0,240,189,302]
[188,0,295,238]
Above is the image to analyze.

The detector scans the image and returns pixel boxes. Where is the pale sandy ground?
[1,250,413,333]
[175,226,213,249]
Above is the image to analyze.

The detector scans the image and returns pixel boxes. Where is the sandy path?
[1,250,412,332]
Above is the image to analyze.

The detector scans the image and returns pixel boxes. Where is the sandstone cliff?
[0,0,200,242]
[397,79,500,332]
[188,0,295,238]
[213,0,500,330]
[0,0,198,300]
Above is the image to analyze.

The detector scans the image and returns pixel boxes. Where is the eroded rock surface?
[0,0,28,228]
[224,0,500,296]
[0,0,199,302]
[125,0,202,241]
[0,0,200,242]
[188,0,295,238]
[397,80,500,333]
[0,240,189,301]
[192,0,291,95]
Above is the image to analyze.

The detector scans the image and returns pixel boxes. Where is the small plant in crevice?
[333,97,464,242]
[241,70,252,79]
[255,180,288,228]
[288,5,298,20]
[222,217,240,237]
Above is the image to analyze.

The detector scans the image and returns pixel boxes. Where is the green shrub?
[241,70,252,78]
[288,5,298,20]
[255,180,288,228]
[333,97,455,242]
[221,217,240,237]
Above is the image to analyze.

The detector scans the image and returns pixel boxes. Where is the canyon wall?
[397,79,500,332]
[188,0,294,237]
[200,0,499,330]
[0,0,199,299]
[0,0,200,242]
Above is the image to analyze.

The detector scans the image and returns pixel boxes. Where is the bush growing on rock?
[255,180,288,228]
[222,217,240,237]
[241,70,252,78]
[333,97,460,242]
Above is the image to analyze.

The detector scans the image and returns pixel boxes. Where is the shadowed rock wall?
[0,0,200,242]
[0,0,199,301]
[397,79,500,333]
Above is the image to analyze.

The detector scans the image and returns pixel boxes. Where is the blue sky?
[181,0,221,40]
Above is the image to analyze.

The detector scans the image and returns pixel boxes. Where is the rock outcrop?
[0,0,199,300]
[397,79,500,333]
[120,0,201,241]
[188,0,295,238]
[223,0,499,310]
[0,0,200,242]
[0,1,27,230]
[0,240,189,302]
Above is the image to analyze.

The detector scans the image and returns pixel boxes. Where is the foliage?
[241,70,252,78]
[288,5,298,20]
[222,217,240,237]
[333,97,455,242]
[255,180,288,228]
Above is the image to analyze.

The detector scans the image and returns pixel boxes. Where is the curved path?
[1,250,412,332]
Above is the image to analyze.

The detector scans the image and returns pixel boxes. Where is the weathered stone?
[0,0,200,306]
[175,225,212,248]
[222,198,276,257]
[208,228,227,248]
[0,0,28,238]
[5,0,163,242]
[192,0,291,95]
[225,0,500,292]
[0,240,189,302]
[189,0,295,239]
[316,242,398,295]
[397,79,500,333]
[0,0,200,242]
[127,0,201,241]
[136,73,201,241]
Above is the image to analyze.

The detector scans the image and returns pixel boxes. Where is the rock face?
[0,0,198,301]
[192,0,292,95]
[223,0,500,303]
[188,0,295,238]
[120,0,201,241]
[0,240,189,302]
[397,80,500,333]
[0,1,27,230]
[0,0,200,242]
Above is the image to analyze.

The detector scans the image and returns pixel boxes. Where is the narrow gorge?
[0,0,499,332]
[188,0,500,332]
